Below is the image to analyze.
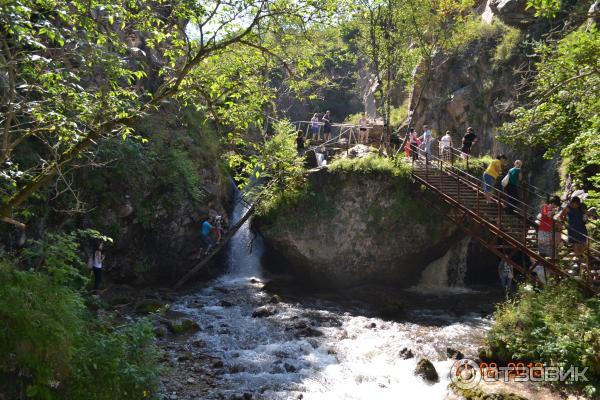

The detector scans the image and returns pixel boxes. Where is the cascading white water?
[169,198,491,399]
[412,237,472,293]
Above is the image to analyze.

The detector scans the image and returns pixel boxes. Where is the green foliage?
[65,320,160,400]
[20,230,111,290]
[499,27,599,233]
[252,120,307,216]
[0,257,160,399]
[486,282,600,393]
[329,154,411,177]
[448,17,508,53]
[492,26,523,67]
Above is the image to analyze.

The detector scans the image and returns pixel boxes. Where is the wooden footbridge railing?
[411,144,600,294]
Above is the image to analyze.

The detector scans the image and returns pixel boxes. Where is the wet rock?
[135,298,166,314]
[379,301,404,319]
[249,278,260,284]
[399,347,414,359]
[218,300,234,307]
[268,294,282,304]
[284,363,297,373]
[178,351,193,361]
[414,358,439,383]
[252,306,276,318]
[212,359,224,368]
[186,377,195,384]
[214,286,229,294]
[295,326,324,337]
[229,364,245,373]
[368,322,377,329]
[167,318,200,334]
[191,339,206,348]
[154,324,169,338]
[446,347,464,360]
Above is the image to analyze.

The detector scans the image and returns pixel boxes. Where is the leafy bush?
[253,120,307,217]
[492,26,523,67]
[329,154,411,178]
[486,282,600,395]
[0,237,160,400]
[448,17,507,53]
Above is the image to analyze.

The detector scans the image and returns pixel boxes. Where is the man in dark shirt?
[461,127,478,158]
[296,130,305,155]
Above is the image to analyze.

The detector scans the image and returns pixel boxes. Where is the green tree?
[0,0,339,226]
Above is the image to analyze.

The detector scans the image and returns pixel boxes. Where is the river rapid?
[159,199,502,400]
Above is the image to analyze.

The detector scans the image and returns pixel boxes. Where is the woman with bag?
[504,160,522,214]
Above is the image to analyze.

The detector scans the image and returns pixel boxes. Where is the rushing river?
[165,196,499,400]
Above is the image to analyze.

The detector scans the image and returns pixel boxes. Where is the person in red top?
[538,196,561,258]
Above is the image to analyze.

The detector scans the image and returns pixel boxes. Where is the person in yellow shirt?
[483,154,507,202]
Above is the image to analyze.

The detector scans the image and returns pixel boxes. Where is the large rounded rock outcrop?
[255,168,461,288]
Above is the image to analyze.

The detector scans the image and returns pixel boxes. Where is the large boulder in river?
[255,168,460,288]
[414,358,439,383]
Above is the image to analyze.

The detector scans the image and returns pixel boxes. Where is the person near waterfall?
[296,130,305,156]
[498,259,513,294]
[483,154,506,203]
[418,125,433,163]
[322,110,332,142]
[90,242,105,293]
[200,218,216,253]
[359,113,369,144]
[310,113,320,141]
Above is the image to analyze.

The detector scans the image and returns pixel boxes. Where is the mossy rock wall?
[256,168,461,288]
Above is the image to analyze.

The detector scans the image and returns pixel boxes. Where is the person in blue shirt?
[200,218,216,252]
[419,125,433,163]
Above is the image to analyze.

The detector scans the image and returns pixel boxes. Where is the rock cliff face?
[256,169,462,288]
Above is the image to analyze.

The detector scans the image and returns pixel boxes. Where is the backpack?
[501,173,510,188]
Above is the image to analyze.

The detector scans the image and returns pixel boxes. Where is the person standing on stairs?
[538,196,562,258]
[483,154,507,203]
[559,196,589,275]
[322,110,332,142]
[504,160,523,215]
[419,125,433,163]
[460,127,478,159]
[439,130,453,162]
[409,128,420,162]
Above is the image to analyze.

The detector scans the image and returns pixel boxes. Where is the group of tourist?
[498,194,590,293]
[199,215,226,254]
[310,111,333,142]
[404,126,479,163]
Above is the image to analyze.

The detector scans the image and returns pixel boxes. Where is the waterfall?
[412,237,472,292]
[222,184,265,281]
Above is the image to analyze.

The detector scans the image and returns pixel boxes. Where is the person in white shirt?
[439,130,453,162]
[310,113,320,141]
[358,113,369,144]
[92,242,105,292]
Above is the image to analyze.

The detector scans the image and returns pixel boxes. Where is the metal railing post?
[498,190,503,229]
